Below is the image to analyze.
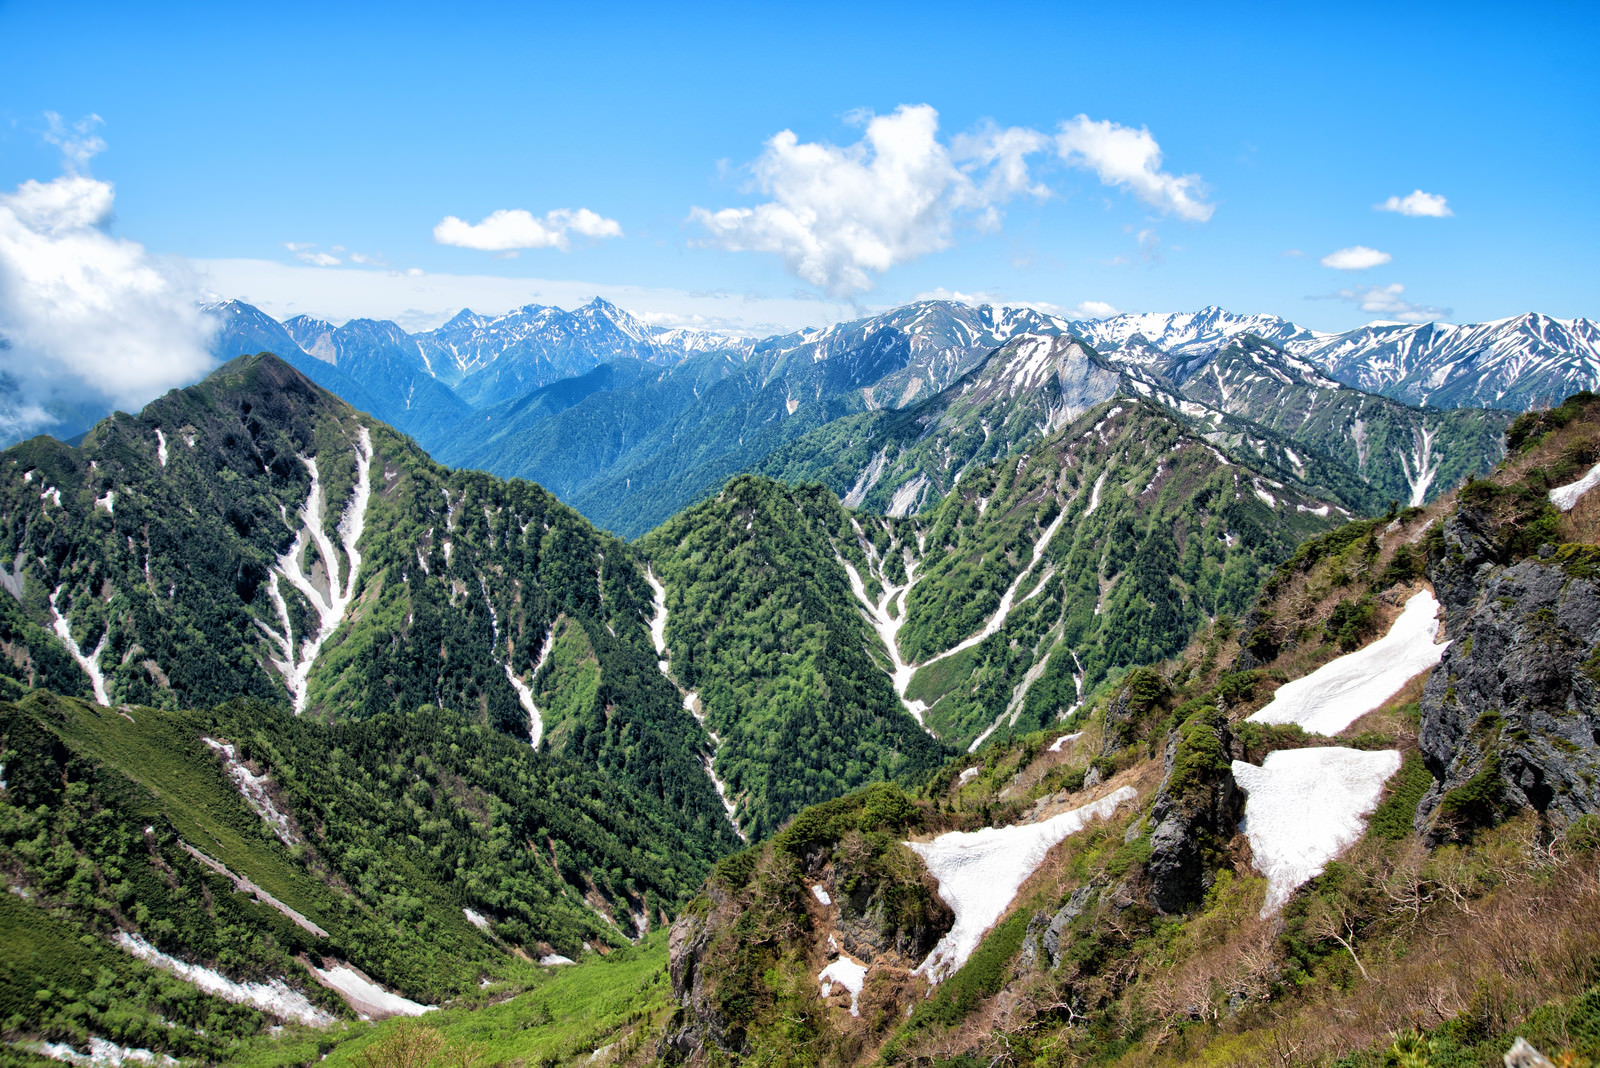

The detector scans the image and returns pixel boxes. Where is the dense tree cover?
[879,401,1337,749]
[642,477,948,839]
[0,355,736,839]
[0,688,730,1058]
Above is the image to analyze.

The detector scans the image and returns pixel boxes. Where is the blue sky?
[2,0,1597,347]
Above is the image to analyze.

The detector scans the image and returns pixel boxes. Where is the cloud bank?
[434,207,623,252]
[692,105,1212,296]
[0,119,217,443]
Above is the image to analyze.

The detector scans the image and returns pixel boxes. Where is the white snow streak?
[910,786,1137,982]
[257,427,374,715]
[116,932,335,1026]
[1551,460,1600,511]
[1248,590,1448,735]
[49,585,109,706]
[464,908,491,930]
[154,429,167,468]
[507,628,554,748]
[1398,424,1441,507]
[1233,747,1402,916]
[39,1037,176,1067]
[1048,732,1083,753]
[202,738,298,846]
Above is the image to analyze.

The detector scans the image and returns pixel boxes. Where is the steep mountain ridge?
[649,392,1600,1068]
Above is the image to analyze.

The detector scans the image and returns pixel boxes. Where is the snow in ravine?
[116,932,335,1027]
[258,427,374,715]
[39,1037,177,1067]
[1550,460,1600,511]
[910,786,1137,982]
[49,585,109,706]
[1048,732,1083,753]
[464,908,491,930]
[539,954,576,966]
[1248,589,1448,735]
[818,955,869,1016]
[203,738,298,846]
[810,884,833,906]
[311,963,435,1019]
[1232,747,1402,916]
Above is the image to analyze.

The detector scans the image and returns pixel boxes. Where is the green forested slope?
[641,477,948,840]
[0,354,734,840]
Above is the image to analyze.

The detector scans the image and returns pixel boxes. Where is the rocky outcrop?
[660,892,738,1063]
[1416,553,1600,838]
[1143,707,1243,914]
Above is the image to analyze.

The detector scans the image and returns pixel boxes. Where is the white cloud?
[1054,115,1214,222]
[691,105,986,297]
[693,106,1212,296]
[295,250,341,267]
[1072,300,1118,320]
[433,207,623,253]
[41,112,106,176]
[1321,245,1392,270]
[1333,282,1450,324]
[0,127,217,443]
[1376,189,1452,217]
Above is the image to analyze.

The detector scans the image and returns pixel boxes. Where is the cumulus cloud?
[296,250,341,267]
[1054,115,1214,222]
[691,105,983,297]
[1321,245,1392,270]
[692,106,1212,296]
[433,207,623,253]
[0,122,216,444]
[1333,282,1450,323]
[1376,189,1452,217]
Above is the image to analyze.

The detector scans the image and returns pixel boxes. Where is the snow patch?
[507,627,554,748]
[1248,590,1448,735]
[810,884,833,906]
[464,908,490,930]
[117,932,335,1026]
[957,767,980,785]
[818,956,868,1016]
[94,490,115,514]
[1550,460,1600,511]
[312,963,435,1019]
[540,954,576,966]
[910,786,1137,982]
[154,429,168,468]
[1232,747,1402,916]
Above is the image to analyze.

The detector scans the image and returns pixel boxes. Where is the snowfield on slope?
[311,963,435,1019]
[1550,460,1600,511]
[1232,747,1402,916]
[909,786,1136,982]
[1247,589,1448,735]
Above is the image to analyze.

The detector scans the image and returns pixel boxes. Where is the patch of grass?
[1367,754,1434,841]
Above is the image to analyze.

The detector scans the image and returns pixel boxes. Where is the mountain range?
[200,298,1594,537]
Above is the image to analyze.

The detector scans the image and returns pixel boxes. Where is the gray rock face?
[1416,556,1600,837]
[661,893,737,1063]
[1144,711,1242,914]
[1017,885,1097,973]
